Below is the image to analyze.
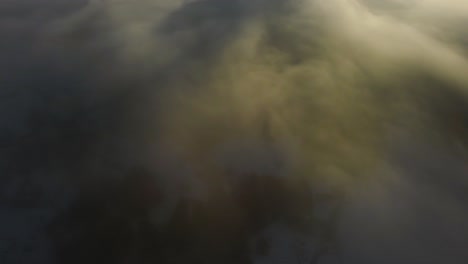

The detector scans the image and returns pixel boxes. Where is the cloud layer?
[1,0,467,263]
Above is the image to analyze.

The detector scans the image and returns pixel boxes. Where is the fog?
[0,0,467,263]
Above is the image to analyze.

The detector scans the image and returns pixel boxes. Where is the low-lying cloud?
[1,0,467,263]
